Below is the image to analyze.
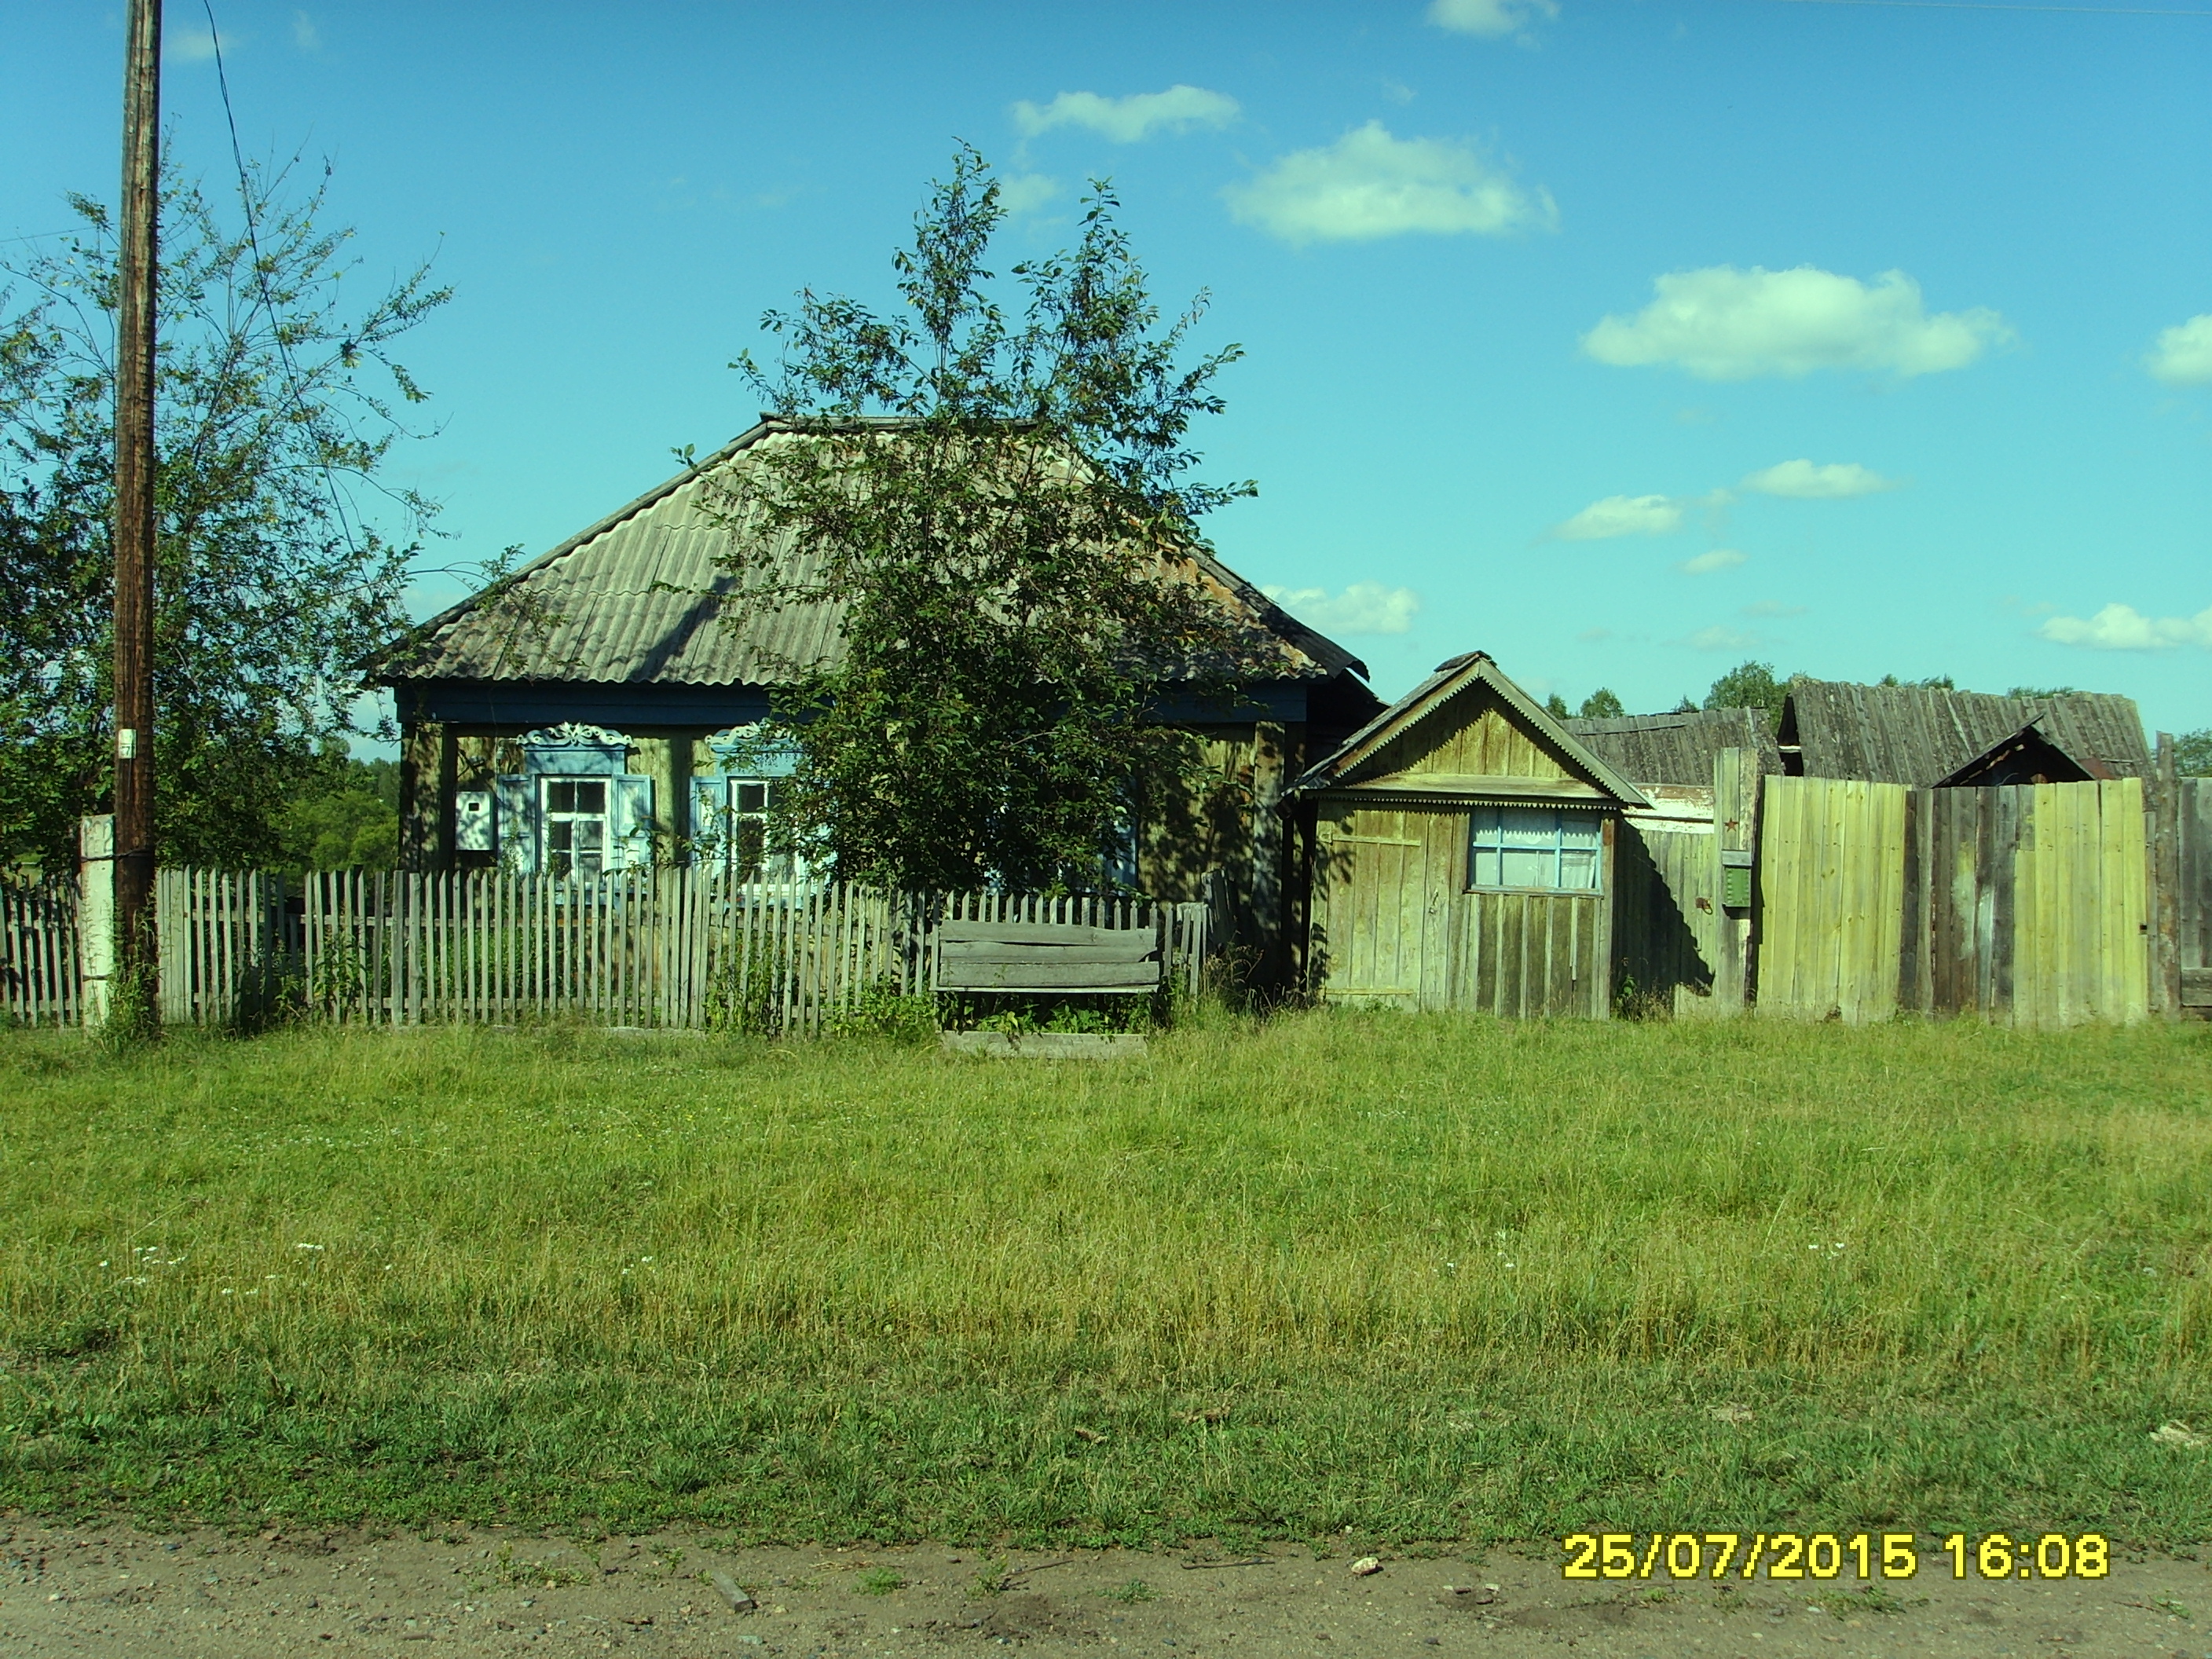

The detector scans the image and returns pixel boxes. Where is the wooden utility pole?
[112,0,162,1017]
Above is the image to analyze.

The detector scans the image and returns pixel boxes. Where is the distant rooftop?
[1566,707,1782,789]
[1781,678,2150,786]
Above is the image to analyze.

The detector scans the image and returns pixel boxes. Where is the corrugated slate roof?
[1565,708,1782,789]
[1782,678,2150,785]
[381,420,1367,689]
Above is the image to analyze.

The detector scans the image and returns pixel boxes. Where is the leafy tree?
[0,162,447,870]
[1544,692,1570,720]
[2175,729,2212,778]
[1703,660,1793,731]
[1881,672,1954,690]
[1577,687,1624,719]
[2006,684,2078,699]
[708,148,1250,891]
[275,749,398,874]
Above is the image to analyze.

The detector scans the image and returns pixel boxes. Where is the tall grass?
[2,1013,2208,1543]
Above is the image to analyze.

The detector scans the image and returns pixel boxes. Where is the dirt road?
[4,1518,2207,1657]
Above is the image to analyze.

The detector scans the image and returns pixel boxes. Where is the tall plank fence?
[7,867,1207,1034]
[1756,776,2154,1026]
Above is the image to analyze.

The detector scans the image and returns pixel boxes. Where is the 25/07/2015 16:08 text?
[1562,1533,2111,1581]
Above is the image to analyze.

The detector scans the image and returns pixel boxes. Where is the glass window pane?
[573,822,604,852]
[548,822,573,852]
[736,782,767,814]
[1559,848,1599,889]
[735,819,765,881]
[577,780,606,814]
[1501,847,1551,888]
[1470,845,1502,887]
[1500,808,1558,848]
[547,781,576,814]
[1561,815,1602,850]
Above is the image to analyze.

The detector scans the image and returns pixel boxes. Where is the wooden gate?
[1756,775,2150,1027]
[1898,780,2147,1026]
[1753,778,1908,1023]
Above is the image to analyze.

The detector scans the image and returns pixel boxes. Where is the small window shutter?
[608,774,655,871]
[493,775,538,873]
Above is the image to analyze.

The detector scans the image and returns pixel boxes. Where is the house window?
[1467,806,1602,892]
[697,776,794,882]
[543,778,609,877]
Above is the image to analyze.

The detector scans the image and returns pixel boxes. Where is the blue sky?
[6,0,2210,731]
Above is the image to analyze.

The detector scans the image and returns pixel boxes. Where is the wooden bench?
[932,920,1163,994]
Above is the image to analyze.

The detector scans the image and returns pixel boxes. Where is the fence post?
[2150,732,2183,1020]
[78,815,116,1028]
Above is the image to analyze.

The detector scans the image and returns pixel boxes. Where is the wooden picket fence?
[5,868,1208,1034]
[2,871,82,1027]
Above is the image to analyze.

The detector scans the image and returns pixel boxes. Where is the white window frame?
[541,775,612,879]
[1466,805,1603,893]
[701,775,795,884]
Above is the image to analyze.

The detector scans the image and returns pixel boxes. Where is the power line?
[198,0,363,556]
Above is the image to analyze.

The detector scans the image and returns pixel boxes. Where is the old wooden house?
[1286,652,1647,1016]
[372,419,1382,973]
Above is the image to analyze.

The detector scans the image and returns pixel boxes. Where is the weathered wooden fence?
[12,868,1207,1033]
[2,872,82,1027]
[2171,777,2211,1013]
[1756,775,2152,1026]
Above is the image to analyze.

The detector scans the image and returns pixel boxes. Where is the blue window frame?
[1467,806,1602,892]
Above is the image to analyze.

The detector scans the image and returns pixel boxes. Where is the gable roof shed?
[1782,678,2150,786]
[1291,651,1647,808]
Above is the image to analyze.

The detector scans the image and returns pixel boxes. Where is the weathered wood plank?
[936,921,1155,949]
[937,961,1163,991]
[937,939,1160,965]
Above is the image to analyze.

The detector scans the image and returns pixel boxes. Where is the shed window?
[1467,806,1602,892]
[543,778,609,878]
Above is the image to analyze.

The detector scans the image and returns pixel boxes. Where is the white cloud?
[1427,0,1559,36]
[292,11,320,51]
[1551,493,1685,540]
[1684,624,1766,653]
[996,174,1059,216]
[1582,266,2011,381]
[1738,458,1899,499]
[2038,602,2212,650]
[1743,599,1807,618]
[1011,86,1240,144]
[1262,581,1421,635]
[165,25,222,60]
[1678,548,1746,575]
[1224,122,1557,245]
[2145,313,2212,386]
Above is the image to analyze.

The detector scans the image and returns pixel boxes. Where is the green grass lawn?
[2,1012,2208,1547]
